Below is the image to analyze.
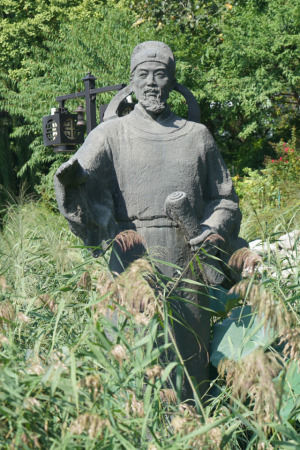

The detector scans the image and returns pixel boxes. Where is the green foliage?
[0,199,298,447]
[0,0,110,77]
[129,0,220,31]
[128,0,300,169]
[0,113,16,194]
[1,0,299,198]
[275,361,300,423]
[0,197,84,298]
[0,200,227,448]
[0,1,299,441]
[211,209,300,439]
[210,305,277,367]
[0,1,132,199]
[0,0,89,195]
[234,132,300,227]
[1,5,159,203]
[201,0,300,168]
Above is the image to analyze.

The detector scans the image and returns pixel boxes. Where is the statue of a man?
[54,41,243,400]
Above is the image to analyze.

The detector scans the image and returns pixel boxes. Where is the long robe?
[54,103,242,399]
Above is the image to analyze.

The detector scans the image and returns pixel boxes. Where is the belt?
[117,216,178,229]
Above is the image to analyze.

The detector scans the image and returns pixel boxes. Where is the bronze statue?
[54,41,245,401]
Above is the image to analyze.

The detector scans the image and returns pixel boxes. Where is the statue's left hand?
[190,230,224,255]
[189,229,215,253]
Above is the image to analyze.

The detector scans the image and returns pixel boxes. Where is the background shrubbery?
[0,0,299,201]
[234,131,300,210]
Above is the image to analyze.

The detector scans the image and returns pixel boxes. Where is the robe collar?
[129,102,187,135]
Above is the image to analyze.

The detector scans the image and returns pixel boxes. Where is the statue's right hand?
[55,159,87,186]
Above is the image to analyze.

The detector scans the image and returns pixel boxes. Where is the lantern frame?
[43,108,85,151]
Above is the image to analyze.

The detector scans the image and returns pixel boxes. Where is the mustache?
[142,87,161,95]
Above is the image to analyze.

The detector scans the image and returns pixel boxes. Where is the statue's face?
[132,61,175,114]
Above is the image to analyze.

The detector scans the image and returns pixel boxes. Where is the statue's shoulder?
[75,117,127,163]
[92,116,125,135]
[79,117,125,149]
[183,121,218,155]
[186,120,209,133]
[186,120,213,140]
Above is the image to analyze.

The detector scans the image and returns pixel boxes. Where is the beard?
[139,88,166,114]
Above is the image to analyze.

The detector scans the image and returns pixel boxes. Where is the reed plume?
[279,327,300,367]
[95,256,158,321]
[228,247,262,277]
[229,280,292,333]
[70,414,110,439]
[219,349,283,424]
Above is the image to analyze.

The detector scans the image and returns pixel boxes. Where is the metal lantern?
[42,107,85,153]
[42,74,127,153]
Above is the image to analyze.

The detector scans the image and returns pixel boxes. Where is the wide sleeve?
[200,129,242,244]
[54,126,117,256]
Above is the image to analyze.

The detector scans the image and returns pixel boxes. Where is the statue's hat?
[130,41,175,75]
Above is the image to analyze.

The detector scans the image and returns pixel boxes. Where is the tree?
[1,5,157,201]
[127,0,300,170]
[0,0,299,201]
[199,0,300,169]
[0,0,125,198]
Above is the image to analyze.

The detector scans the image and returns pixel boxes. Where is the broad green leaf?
[210,306,277,367]
[275,360,300,421]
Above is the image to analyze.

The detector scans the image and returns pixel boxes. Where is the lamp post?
[43,73,132,152]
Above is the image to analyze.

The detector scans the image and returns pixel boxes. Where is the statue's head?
[130,41,176,114]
